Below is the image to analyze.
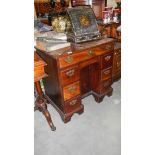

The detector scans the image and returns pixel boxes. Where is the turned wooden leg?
[42,108,56,131]
[34,81,56,131]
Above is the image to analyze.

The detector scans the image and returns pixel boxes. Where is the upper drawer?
[63,81,80,101]
[58,49,96,69]
[60,65,80,86]
[101,53,113,69]
[99,43,113,52]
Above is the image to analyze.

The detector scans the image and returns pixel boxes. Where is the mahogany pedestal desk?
[35,38,115,123]
[34,52,56,131]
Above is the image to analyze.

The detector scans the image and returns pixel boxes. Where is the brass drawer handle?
[68,86,76,93]
[105,45,112,50]
[66,69,75,77]
[87,50,94,56]
[64,56,73,63]
[104,70,110,75]
[104,55,111,61]
[69,99,77,106]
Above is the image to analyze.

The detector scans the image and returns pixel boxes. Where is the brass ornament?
[79,15,90,27]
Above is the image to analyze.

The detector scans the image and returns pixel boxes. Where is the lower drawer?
[102,79,112,89]
[95,79,112,94]
[101,67,112,81]
[64,95,81,113]
[63,81,80,101]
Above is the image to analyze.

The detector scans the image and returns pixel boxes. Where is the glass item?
[102,11,109,24]
[113,9,119,23]
[104,7,113,22]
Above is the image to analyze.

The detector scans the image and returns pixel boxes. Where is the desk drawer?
[101,53,113,69]
[100,44,113,51]
[96,79,112,94]
[101,67,112,81]
[102,79,112,89]
[64,95,81,113]
[63,81,80,101]
[59,50,96,69]
[60,65,80,86]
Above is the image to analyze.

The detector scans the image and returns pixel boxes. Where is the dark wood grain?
[112,42,121,81]
[35,38,115,123]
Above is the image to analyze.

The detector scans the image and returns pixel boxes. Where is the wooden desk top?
[35,38,115,59]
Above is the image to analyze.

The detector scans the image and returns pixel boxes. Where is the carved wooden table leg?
[34,81,56,131]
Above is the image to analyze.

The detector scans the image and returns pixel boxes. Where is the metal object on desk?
[66,6,101,43]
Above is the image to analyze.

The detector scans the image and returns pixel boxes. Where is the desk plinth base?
[45,95,84,123]
[92,87,113,103]
[62,105,84,123]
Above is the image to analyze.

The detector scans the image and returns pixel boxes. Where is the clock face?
[79,15,90,27]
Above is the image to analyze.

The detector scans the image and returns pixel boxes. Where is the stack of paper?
[46,42,71,51]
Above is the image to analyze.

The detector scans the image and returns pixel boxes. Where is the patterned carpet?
[34,80,121,155]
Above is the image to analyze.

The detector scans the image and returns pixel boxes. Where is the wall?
[107,0,117,7]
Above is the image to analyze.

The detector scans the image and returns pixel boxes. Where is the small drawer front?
[96,79,112,94]
[100,43,113,52]
[63,81,80,101]
[64,96,81,113]
[102,79,112,88]
[101,67,112,81]
[101,53,113,69]
[60,66,80,86]
[34,66,45,78]
[101,79,112,92]
[34,66,47,82]
[59,50,96,69]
